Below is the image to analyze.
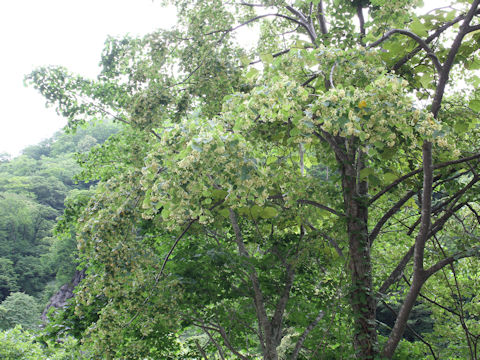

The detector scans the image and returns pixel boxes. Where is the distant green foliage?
[0,326,90,359]
[0,292,40,330]
[0,121,120,328]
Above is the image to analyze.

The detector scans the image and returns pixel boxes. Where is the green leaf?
[212,189,228,200]
[454,121,469,134]
[246,68,259,80]
[419,73,433,88]
[410,18,428,37]
[445,10,456,21]
[260,53,274,64]
[218,208,230,218]
[383,172,397,183]
[359,168,374,180]
[240,56,251,66]
[261,206,278,219]
[469,99,480,112]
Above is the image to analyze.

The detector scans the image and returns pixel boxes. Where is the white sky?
[0,0,450,156]
[0,0,176,156]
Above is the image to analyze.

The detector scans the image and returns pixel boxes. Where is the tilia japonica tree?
[28,0,480,359]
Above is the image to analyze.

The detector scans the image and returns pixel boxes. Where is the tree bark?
[341,151,377,359]
[382,141,433,358]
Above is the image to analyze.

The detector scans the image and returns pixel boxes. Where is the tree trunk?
[342,161,377,359]
[382,273,426,358]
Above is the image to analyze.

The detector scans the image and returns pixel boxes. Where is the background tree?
[0,292,40,330]
[0,121,119,330]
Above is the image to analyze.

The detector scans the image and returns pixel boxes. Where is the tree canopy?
[27,0,480,359]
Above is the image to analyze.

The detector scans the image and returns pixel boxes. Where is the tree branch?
[378,245,414,296]
[392,11,472,71]
[248,48,291,66]
[369,152,480,205]
[291,310,325,360]
[285,5,317,43]
[313,129,352,171]
[368,29,442,73]
[369,190,416,246]
[466,203,480,225]
[270,263,295,345]
[402,275,460,317]
[428,202,466,239]
[414,141,433,273]
[356,4,366,38]
[467,23,480,32]
[432,174,479,216]
[297,199,344,217]
[425,245,480,278]
[317,1,328,35]
[229,208,271,352]
[159,219,197,276]
[431,0,480,117]
[217,324,251,360]
[198,324,227,360]
[195,339,210,360]
[380,300,438,359]
[305,222,344,258]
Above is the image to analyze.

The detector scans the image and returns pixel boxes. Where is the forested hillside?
[2,0,480,359]
[0,121,119,330]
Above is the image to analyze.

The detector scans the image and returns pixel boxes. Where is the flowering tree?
[28,0,480,359]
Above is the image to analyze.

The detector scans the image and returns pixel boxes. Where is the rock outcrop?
[41,269,85,321]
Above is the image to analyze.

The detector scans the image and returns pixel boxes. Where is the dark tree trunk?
[342,156,377,359]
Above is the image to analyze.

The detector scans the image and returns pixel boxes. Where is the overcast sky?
[0,0,449,157]
[0,0,176,156]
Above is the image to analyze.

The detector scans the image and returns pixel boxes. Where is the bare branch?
[369,152,480,205]
[380,300,438,359]
[316,1,328,35]
[425,245,480,278]
[378,245,414,296]
[356,5,366,38]
[402,275,460,317]
[285,5,317,43]
[297,199,344,217]
[291,310,325,360]
[369,190,416,245]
